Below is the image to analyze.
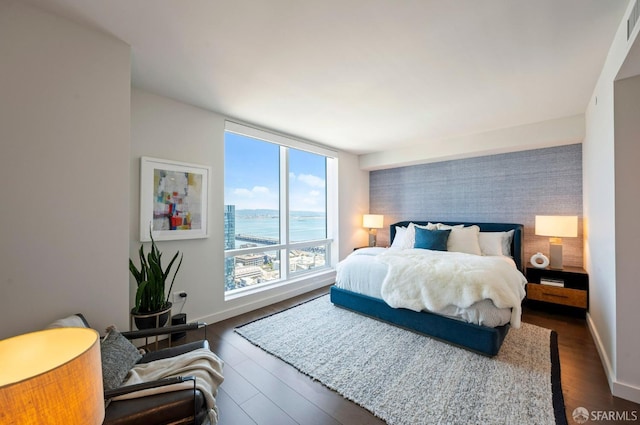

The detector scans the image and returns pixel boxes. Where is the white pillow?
[415,222,438,231]
[390,224,414,249]
[502,230,515,256]
[46,314,88,329]
[447,225,482,255]
[436,223,465,230]
[390,226,408,249]
[478,230,515,256]
[478,232,505,256]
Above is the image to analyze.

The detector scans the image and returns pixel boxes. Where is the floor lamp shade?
[535,215,578,269]
[0,328,104,425]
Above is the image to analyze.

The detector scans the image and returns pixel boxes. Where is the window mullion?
[326,157,338,266]
[280,146,289,280]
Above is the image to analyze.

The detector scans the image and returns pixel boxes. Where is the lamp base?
[368,230,377,247]
[549,242,563,269]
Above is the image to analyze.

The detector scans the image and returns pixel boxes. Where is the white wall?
[131,89,369,326]
[613,74,640,400]
[338,154,370,258]
[0,0,131,339]
[130,90,224,327]
[360,114,585,170]
[583,64,618,386]
[584,0,640,403]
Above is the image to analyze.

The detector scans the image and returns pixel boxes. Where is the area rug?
[235,295,567,425]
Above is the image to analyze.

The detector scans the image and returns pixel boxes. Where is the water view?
[225,208,328,291]
[234,209,326,248]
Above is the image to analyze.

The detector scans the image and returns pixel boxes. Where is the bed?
[330,221,526,356]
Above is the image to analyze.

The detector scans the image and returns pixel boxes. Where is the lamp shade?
[535,215,578,238]
[363,214,384,229]
[0,328,104,425]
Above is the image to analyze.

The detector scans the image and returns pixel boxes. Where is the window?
[224,122,337,295]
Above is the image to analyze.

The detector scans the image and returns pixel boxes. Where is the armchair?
[46,314,223,425]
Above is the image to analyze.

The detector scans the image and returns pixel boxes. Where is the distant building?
[224,205,236,290]
[236,253,264,267]
[235,265,262,281]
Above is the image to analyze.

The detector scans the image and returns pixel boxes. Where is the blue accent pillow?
[414,228,451,251]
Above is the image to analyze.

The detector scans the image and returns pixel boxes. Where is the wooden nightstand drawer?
[526,283,587,308]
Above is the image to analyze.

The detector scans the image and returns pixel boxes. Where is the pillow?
[390,223,416,249]
[502,230,515,256]
[390,226,408,249]
[46,313,89,329]
[414,227,451,251]
[415,222,438,231]
[101,329,143,391]
[478,232,504,256]
[436,223,465,230]
[447,225,482,255]
[478,230,515,256]
[390,223,440,249]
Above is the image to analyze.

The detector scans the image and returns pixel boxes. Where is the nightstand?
[525,266,588,316]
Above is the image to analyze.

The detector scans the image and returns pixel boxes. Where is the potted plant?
[129,230,183,329]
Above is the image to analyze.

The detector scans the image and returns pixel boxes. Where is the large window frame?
[224,121,338,298]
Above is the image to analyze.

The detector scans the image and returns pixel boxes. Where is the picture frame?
[139,156,210,241]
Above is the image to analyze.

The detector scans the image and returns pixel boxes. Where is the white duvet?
[377,249,527,328]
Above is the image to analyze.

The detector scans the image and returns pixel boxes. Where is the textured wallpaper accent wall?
[370,144,583,267]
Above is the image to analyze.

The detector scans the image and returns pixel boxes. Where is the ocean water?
[233,210,326,247]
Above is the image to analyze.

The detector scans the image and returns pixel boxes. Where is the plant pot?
[130,302,172,330]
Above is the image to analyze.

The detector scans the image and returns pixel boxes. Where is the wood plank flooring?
[179,286,639,425]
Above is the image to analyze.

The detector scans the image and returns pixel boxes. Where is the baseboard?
[586,312,615,390]
[587,312,640,404]
[612,381,640,404]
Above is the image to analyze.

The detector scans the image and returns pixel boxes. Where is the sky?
[224,132,326,212]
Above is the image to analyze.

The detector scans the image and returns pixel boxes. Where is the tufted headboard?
[389,221,525,272]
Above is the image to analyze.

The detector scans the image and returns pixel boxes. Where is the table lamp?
[0,327,104,424]
[363,214,384,247]
[535,215,578,269]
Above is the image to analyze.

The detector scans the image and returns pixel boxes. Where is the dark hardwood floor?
[179,286,639,425]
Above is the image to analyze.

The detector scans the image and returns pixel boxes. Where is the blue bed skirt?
[330,286,510,356]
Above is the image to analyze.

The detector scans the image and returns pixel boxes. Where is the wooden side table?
[525,266,589,316]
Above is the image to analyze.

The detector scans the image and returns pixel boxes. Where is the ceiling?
[26,0,630,155]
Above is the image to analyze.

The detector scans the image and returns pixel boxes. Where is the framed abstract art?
[139,157,210,241]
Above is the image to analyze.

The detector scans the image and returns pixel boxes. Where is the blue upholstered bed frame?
[330,221,525,356]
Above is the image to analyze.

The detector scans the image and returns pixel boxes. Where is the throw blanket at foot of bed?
[113,348,224,424]
[378,249,527,327]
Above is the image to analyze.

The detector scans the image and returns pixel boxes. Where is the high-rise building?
[224,204,236,290]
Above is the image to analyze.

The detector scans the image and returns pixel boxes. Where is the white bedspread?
[113,348,224,424]
[377,249,527,328]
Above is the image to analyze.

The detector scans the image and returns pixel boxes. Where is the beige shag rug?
[235,295,566,425]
